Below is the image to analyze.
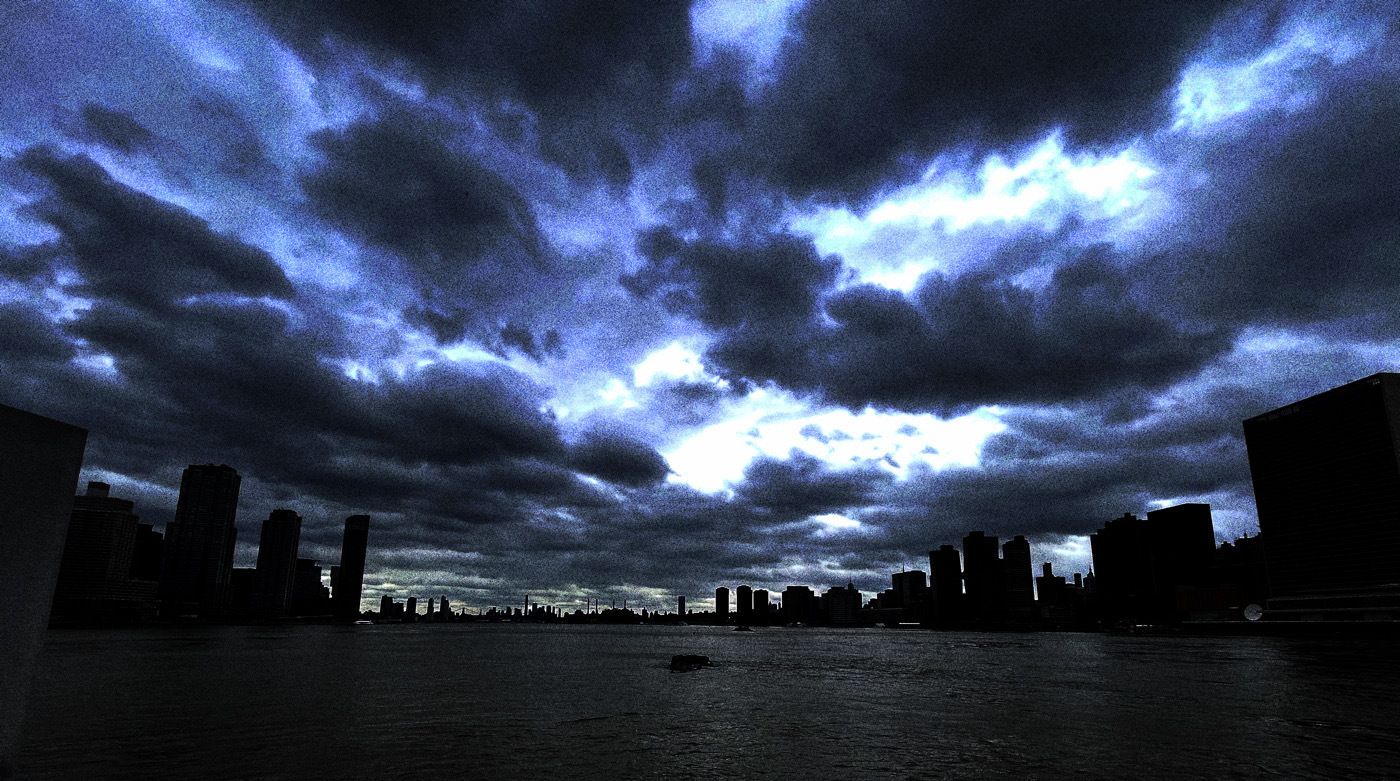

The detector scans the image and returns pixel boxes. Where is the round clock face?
[1244,603,1264,621]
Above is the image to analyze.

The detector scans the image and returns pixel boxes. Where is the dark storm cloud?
[1146,47,1400,334]
[567,429,671,487]
[300,111,552,344]
[11,146,294,311]
[0,301,75,365]
[301,113,543,272]
[74,104,157,154]
[725,0,1234,202]
[736,449,892,516]
[0,146,675,584]
[628,230,1227,413]
[625,226,841,330]
[237,0,694,187]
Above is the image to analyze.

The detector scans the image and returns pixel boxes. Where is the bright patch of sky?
[669,397,1007,493]
[136,0,242,73]
[690,0,804,88]
[617,341,1008,492]
[633,341,709,386]
[790,133,1156,291]
[1174,7,1387,132]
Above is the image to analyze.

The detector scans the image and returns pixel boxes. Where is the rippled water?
[16,624,1400,779]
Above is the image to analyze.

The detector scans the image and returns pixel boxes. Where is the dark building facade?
[1002,535,1035,621]
[160,464,241,617]
[51,481,158,622]
[962,531,1005,623]
[1090,504,1218,624]
[334,514,370,621]
[781,585,818,625]
[0,404,87,774]
[252,509,302,618]
[735,584,753,621]
[1243,373,1400,598]
[715,586,730,621]
[929,544,964,625]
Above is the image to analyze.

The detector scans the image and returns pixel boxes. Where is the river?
[16,624,1400,779]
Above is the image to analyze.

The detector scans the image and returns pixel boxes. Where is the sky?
[2,0,1398,614]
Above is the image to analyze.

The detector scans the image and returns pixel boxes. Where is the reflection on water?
[17,625,1400,779]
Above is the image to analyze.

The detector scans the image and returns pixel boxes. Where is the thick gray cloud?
[629,230,1227,413]
[1144,46,1400,333]
[714,0,1236,203]
[11,147,295,311]
[4,1,1398,609]
[300,111,549,344]
[74,104,157,154]
[236,0,695,187]
[0,146,678,603]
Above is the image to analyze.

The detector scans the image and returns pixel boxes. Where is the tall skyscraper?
[753,589,769,624]
[715,586,730,621]
[1002,535,1035,620]
[252,509,301,618]
[929,545,964,625]
[160,464,241,617]
[735,584,753,620]
[962,531,1005,622]
[781,585,817,625]
[1243,373,1400,599]
[677,595,686,615]
[334,514,370,621]
[823,581,861,625]
[0,404,86,776]
[1090,504,1217,623]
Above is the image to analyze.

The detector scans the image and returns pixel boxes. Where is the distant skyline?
[3,1,1399,610]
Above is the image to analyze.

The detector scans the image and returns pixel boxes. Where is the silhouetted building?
[439,596,450,618]
[160,464,241,617]
[228,567,255,614]
[290,559,329,616]
[1090,513,1151,622]
[715,586,730,622]
[334,514,370,621]
[1037,562,1068,608]
[252,509,301,618]
[406,596,418,622]
[1214,534,1270,609]
[1091,504,1218,624]
[677,595,685,615]
[0,403,86,775]
[929,545,964,626]
[824,581,861,626]
[891,569,928,623]
[736,584,753,621]
[1002,535,1035,621]
[130,522,163,582]
[962,531,1005,623]
[753,589,770,624]
[1243,373,1400,610]
[51,481,159,623]
[781,585,818,625]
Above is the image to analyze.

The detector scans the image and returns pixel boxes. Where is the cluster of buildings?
[9,371,1400,635]
[47,465,372,625]
[699,372,1400,630]
[701,502,1257,630]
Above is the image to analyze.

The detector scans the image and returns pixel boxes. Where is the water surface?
[18,625,1400,779]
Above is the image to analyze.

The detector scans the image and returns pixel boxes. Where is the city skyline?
[4,2,1400,610]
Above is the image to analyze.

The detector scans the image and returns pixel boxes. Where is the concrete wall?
[0,404,87,779]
